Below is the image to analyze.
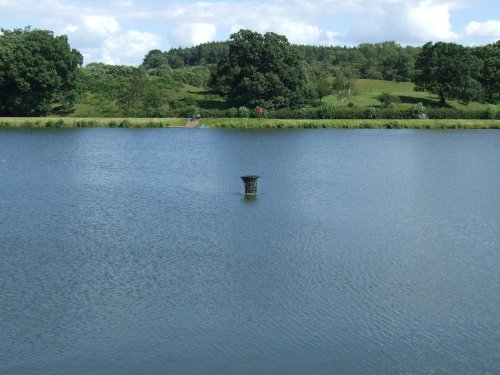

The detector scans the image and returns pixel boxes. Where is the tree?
[142,49,169,69]
[211,29,312,108]
[117,67,171,117]
[377,92,401,108]
[473,41,500,103]
[413,42,483,106]
[117,67,149,115]
[0,27,83,115]
[332,66,358,102]
[308,63,332,103]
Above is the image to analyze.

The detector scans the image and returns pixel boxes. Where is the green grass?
[0,117,186,128]
[323,79,500,111]
[204,118,500,129]
[1,117,499,129]
[68,79,499,118]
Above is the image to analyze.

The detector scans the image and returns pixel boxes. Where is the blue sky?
[1,0,499,65]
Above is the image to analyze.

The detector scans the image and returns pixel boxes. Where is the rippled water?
[1,128,499,375]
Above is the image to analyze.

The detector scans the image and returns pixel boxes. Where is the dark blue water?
[1,128,499,375]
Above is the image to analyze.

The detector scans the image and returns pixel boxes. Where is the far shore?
[1,117,500,129]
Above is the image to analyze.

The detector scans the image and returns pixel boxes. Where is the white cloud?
[169,23,217,47]
[465,20,500,39]
[407,0,459,41]
[83,15,121,38]
[347,0,460,43]
[273,22,323,45]
[101,30,161,65]
[61,23,78,34]
[0,0,497,64]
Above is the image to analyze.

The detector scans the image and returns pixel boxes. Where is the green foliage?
[0,27,83,115]
[308,64,332,102]
[297,42,418,82]
[332,66,358,102]
[367,107,377,119]
[212,29,312,108]
[377,92,401,108]
[164,42,229,67]
[177,105,200,118]
[318,105,336,119]
[413,42,484,106]
[114,67,179,117]
[472,41,500,103]
[119,119,132,127]
[227,107,238,117]
[142,49,169,69]
[171,66,211,87]
[486,106,497,119]
[237,106,250,118]
[412,102,427,118]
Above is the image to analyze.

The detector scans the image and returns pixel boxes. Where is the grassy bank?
[0,117,186,128]
[1,117,500,129]
[204,118,500,129]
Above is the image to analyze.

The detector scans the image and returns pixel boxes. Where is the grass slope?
[323,79,499,111]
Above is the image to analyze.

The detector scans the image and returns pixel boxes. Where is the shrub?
[119,119,132,128]
[367,107,377,119]
[412,102,427,119]
[486,106,497,120]
[377,92,401,108]
[177,105,200,118]
[318,105,336,119]
[227,107,238,118]
[146,106,169,118]
[237,106,250,118]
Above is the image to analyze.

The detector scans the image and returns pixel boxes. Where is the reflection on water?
[0,128,499,375]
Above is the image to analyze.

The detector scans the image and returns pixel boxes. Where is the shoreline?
[1,117,500,129]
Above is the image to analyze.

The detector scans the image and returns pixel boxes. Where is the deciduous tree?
[332,66,358,102]
[0,27,83,115]
[413,42,483,106]
[211,30,312,108]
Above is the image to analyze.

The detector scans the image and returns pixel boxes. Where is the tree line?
[0,27,499,116]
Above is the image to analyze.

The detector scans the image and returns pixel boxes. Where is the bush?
[119,119,132,128]
[227,107,238,118]
[412,102,427,119]
[367,107,377,119]
[45,119,65,127]
[237,106,250,118]
[177,105,200,118]
[318,105,336,119]
[426,108,488,119]
[146,106,169,118]
[487,106,497,120]
[377,92,401,108]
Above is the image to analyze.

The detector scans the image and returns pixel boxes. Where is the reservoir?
[1,128,499,374]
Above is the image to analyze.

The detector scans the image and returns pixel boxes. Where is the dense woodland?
[1,27,499,118]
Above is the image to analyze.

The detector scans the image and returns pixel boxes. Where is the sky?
[1,0,499,66]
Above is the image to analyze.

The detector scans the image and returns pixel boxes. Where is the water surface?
[1,128,499,374]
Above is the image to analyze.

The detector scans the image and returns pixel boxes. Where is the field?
[322,80,500,111]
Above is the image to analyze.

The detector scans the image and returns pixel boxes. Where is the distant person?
[256,107,263,118]
[196,113,201,119]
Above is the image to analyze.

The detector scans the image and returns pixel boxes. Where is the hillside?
[71,78,499,118]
